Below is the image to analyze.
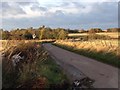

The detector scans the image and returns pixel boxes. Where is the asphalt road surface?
[43,43,119,88]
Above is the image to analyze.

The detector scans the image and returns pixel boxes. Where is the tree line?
[0,26,68,40]
[0,26,120,40]
[71,28,120,33]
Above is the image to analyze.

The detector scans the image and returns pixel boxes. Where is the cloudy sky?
[0,0,119,30]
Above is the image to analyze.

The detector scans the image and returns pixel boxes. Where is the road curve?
[43,43,118,88]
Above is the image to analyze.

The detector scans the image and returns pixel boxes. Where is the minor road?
[43,43,118,88]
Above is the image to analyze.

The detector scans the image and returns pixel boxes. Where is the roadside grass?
[0,40,56,52]
[53,41,120,68]
[2,42,46,88]
[37,56,70,88]
[2,41,69,89]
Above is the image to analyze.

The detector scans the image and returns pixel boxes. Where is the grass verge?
[37,56,70,89]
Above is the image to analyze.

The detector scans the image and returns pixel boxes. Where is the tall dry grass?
[55,40,119,55]
[2,40,69,88]
[54,40,120,67]
[68,32,119,39]
[0,39,55,52]
[2,41,49,88]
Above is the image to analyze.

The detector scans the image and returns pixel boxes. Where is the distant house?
[32,34,36,39]
[103,30,107,32]
[78,29,85,33]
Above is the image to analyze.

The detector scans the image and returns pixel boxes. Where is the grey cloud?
[71,2,86,8]
[118,3,120,27]
[17,2,38,6]
[47,2,117,26]
[54,10,64,16]
[59,2,70,7]
[90,2,117,23]
[16,1,46,11]
[92,2,117,14]
[31,5,47,11]
[17,2,33,6]
[2,2,26,16]
[2,2,118,30]
[1,2,9,8]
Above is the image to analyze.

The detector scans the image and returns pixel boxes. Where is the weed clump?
[2,41,69,89]
[2,42,48,88]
